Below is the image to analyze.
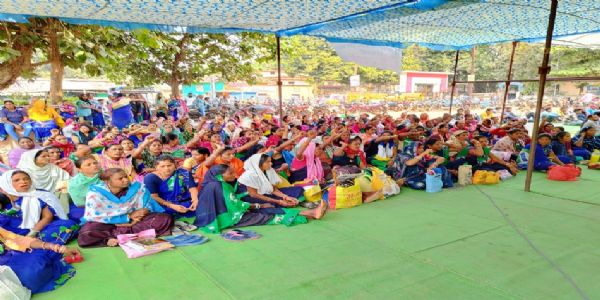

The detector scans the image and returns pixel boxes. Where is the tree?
[1,18,126,102]
[357,66,398,85]
[0,19,48,90]
[281,36,354,85]
[43,20,125,102]
[105,30,274,97]
[401,46,424,71]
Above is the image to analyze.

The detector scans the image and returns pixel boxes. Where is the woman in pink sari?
[97,143,136,180]
[289,131,325,184]
[8,137,38,168]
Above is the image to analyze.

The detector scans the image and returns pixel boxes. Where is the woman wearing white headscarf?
[0,170,78,245]
[222,121,241,144]
[16,148,70,192]
[238,153,307,211]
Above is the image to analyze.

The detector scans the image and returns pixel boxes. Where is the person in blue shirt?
[75,94,93,122]
[520,133,566,171]
[0,100,33,141]
[192,95,207,116]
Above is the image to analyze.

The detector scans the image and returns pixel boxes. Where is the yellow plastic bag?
[328,180,362,209]
[473,170,500,185]
[370,167,385,191]
[303,185,322,203]
[357,167,385,192]
[485,172,500,184]
[275,175,292,188]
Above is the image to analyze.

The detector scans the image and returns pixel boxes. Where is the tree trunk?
[0,24,35,90]
[0,43,34,90]
[48,20,64,103]
[169,79,180,98]
[169,33,190,98]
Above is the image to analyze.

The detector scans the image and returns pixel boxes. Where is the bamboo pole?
[276,36,283,120]
[448,50,460,115]
[500,41,518,123]
[525,0,558,192]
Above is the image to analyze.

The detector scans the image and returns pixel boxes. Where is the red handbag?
[547,164,581,181]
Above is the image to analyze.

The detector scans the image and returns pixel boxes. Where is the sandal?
[174,221,198,232]
[221,230,252,242]
[300,201,319,209]
[231,229,261,240]
[171,226,186,236]
[163,234,209,246]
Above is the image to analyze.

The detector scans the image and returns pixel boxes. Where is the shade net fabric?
[0,0,414,33]
[329,43,403,73]
[289,0,600,50]
[2,0,600,50]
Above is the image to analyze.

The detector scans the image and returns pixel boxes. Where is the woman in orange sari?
[28,99,65,142]
[195,147,244,191]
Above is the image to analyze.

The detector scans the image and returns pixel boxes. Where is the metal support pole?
[500,41,517,123]
[525,0,558,192]
[448,50,459,115]
[276,36,283,121]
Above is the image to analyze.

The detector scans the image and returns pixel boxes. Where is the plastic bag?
[117,229,173,259]
[328,180,362,209]
[332,165,362,187]
[0,266,31,300]
[458,164,472,186]
[547,164,581,181]
[473,170,500,185]
[357,167,385,192]
[303,185,322,203]
[274,175,292,188]
[425,170,443,193]
[382,176,401,196]
[497,169,513,181]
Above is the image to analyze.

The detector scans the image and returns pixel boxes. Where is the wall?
[404,72,449,93]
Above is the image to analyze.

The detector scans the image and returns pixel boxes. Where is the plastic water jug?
[591,150,600,164]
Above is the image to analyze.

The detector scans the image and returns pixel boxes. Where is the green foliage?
[54,23,126,77]
[104,30,274,92]
[0,19,126,81]
[399,43,600,81]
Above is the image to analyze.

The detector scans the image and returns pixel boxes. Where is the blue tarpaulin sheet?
[1,0,599,50]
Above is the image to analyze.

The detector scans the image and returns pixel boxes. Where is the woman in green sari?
[194,164,326,234]
[66,155,101,220]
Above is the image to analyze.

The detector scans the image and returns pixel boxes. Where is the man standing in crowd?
[76,94,93,122]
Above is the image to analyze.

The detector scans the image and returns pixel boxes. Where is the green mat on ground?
[34,169,600,300]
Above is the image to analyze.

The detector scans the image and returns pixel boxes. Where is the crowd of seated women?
[1,98,599,296]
